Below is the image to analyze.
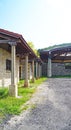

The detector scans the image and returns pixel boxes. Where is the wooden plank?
[0,40,12,43]
[0,40,18,44]
[52,60,71,63]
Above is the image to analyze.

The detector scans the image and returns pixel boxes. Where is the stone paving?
[0,78,71,130]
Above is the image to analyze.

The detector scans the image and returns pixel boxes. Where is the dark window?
[65,63,71,69]
[6,59,11,71]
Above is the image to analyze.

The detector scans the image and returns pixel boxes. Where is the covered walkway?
[0,28,42,97]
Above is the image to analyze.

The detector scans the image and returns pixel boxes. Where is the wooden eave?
[40,45,71,62]
[0,28,38,59]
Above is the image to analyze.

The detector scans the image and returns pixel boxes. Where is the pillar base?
[36,77,39,80]
[48,76,52,78]
[31,78,35,83]
[24,80,29,87]
[9,84,18,97]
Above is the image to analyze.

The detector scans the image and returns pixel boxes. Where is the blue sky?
[0,0,71,49]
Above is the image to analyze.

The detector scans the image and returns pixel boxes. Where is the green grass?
[0,88,8,99]
[51,75,71,78]
[0,77,47,118]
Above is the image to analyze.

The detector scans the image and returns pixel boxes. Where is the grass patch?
[51,75,71,78]
[0,77,47,118]
[0,88,8,99]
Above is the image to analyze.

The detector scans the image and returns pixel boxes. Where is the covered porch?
[0,29,42,97]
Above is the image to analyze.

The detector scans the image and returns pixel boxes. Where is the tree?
[28,41,39,56]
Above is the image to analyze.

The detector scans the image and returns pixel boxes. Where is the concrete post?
[38,63,40,78]
[24,54,29,87]
[36,62,38,79]
[11,45,16,85]
[40,64,42,77]
[38,63,42,78]
[48,52,52,77]
[9,43,18,97]
[37,62,40,78]
[32,60,35,82]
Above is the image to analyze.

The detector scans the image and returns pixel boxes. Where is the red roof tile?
[0,28,40,60]
[0,28,22,38]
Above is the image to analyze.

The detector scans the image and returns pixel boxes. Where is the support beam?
[32,60,35,82]
[0,40,18,44]
[52,59,71,63]
[0,40,12,43]
[9,43,18,97]
[24,54,29,87]
[48,52,52,77]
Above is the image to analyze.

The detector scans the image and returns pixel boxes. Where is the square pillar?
[32,60,35,82]
[40,64,42,77]
[38,63,42,78]
[48,52,52,77]
[24,54,29,87]
[36,62,38,79]
[38,63,41,78]
[9,43,18,97]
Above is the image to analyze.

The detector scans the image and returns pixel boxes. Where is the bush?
[0,88,8,99]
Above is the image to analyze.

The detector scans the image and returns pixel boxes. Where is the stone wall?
[42,63,47,76]
[52,63,71,76]
[20,60,32,80]
[0,48,19,87]
[42,62,71,76]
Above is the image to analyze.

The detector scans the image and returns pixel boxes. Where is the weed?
[0,77,47,118]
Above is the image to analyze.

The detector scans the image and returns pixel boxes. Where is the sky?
[0,0,71,49]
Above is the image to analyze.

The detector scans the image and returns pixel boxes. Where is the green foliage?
[28,41,39,56]
[0,88,8,99]
[28,41,34,49]
[18,79,25,87]
[51,75,71,78]
[0,77,47,118]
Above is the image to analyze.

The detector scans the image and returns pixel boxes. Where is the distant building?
[39,43,71,77]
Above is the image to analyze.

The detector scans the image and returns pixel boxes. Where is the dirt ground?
[1,78,71,130]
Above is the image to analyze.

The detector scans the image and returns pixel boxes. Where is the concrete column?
[24,54,29,87]
[40,64,42,77]
[38,63,40,78]
[48,52,52,77]
[9,43,17,97]
[37,63,40,78]
[36,62,38,79]
[38,63,41,78]
[11,45,16,85]
[32,60,35,82]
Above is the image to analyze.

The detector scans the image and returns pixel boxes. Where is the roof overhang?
[39,44,71,62]
[0,28,38,60]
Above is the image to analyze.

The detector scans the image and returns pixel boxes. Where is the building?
[0,29,42,97]
[39,43,71,77]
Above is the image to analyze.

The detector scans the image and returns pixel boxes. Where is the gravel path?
[1,78,71,130]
